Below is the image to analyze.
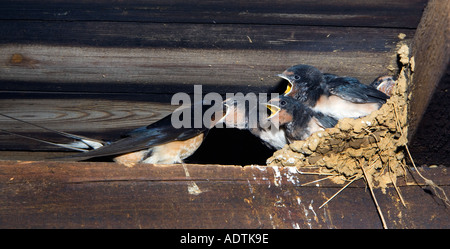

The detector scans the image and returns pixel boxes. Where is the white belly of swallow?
[313,95,379,119]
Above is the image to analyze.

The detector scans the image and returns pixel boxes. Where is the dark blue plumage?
[326,76,389,105]
[267,95,337,142]
[277,64,389,120]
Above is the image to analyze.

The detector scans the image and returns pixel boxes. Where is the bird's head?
[265,96,298,126]
[276,64,325,102]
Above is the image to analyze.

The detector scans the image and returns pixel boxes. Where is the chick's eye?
[294,75,301,80]
[280,100,287,106]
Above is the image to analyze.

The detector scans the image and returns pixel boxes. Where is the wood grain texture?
[0,161,448,228]
[408,66,450,166]
[0,0,427,28]
[0,21,414,51]
[408,0,450,140]
[0,96,176,149]
[0,98,175,132]
[0,43,403,94]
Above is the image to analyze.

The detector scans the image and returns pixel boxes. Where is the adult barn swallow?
[266,96,337,142]
[277,64,389,120]
[0,101,227,166]
[370,75,396,97]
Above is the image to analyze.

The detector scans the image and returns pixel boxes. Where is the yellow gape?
[284,82,292,95]
[266,104,280,119]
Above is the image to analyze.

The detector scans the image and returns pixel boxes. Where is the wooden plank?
[0,97,175,133]
[0,21,413,52]
[0,91,176,151]
[0,42,404,94]
[408,65,450,166]
[0,96,176,149]
[0,0,427,28]
[0,22,410,93]
[0,161,448,228]
[408,0,450,140]
[0,9,416,93]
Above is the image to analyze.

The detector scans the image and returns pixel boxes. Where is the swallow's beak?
[266,103,280,119]
[283,81,293,95]
[276,73,290,81]
[276,73,293,95]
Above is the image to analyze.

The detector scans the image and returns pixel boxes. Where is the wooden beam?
[409,0,450,140]
[408,65,450,166]
[0,41,404,94]
[0,97,176,151]
[0,97,175,133]
[0,21,415,52]
[0,161,448,228]
[0,0,427,28]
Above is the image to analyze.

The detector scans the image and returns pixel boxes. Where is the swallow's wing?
[62,99,229,161]
[323,73,338,82]
[61,114,208,161]
[326,77,389,104]
[313,112,338,129]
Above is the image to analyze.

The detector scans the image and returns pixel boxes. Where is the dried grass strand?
[301,175,334,186]
[361,164,388,229]
[319,176,359,209]
[388,163,406,207]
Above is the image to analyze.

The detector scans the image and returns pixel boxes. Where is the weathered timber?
[0,0,427,28]
[0,43,403,94]
[408,0,450,140]
[0,161,448,229]
[0,97,176,150]
[408,66,450,166]
[0,97,175,133]
[0,21,414,51]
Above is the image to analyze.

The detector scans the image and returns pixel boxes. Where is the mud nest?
[267,44,413,191]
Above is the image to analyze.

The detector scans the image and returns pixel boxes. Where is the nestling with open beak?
[277,64,389,120]
[266,95,337,142]
[222,97,288,150]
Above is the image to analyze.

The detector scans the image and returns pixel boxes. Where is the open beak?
[276,73,290,81]
[283,81,293,95]
[276,73,293,95]
[266,103,280,119]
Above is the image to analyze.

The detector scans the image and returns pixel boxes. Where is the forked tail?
[0,113,106,152]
